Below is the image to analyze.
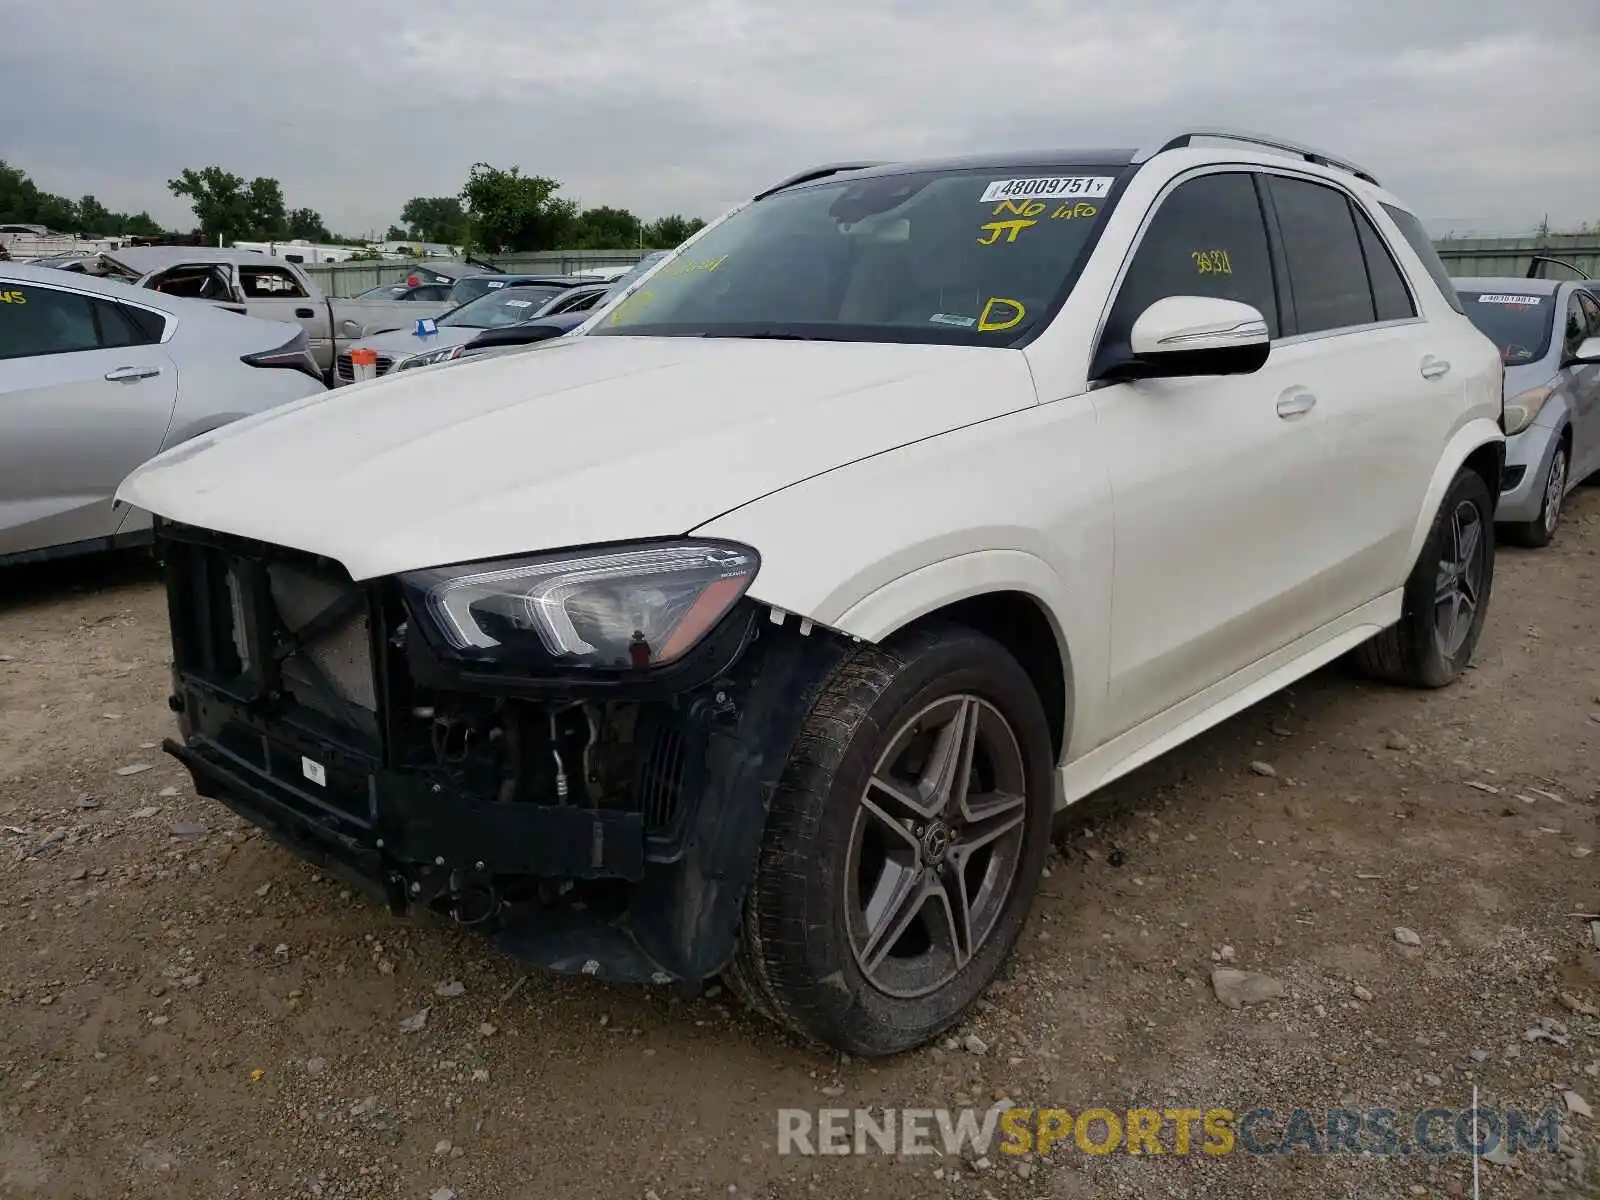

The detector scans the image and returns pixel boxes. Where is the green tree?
[246,177,288,239]
[287,206,330,241]
[459,164,576,253]
[568,205,642,249]
[399,196,469,245]
[643,214,706,248]
[75,194,113,234]
[384,223,408,241]
[121,212,165,238]
[168,166,253,244]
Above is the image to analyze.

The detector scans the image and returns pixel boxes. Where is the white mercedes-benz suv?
[116,130,1504,1055]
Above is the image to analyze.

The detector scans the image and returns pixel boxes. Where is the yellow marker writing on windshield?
[608,289,655,324]
[977,220,1035,246]
[991,200,1047,218]
[0,290,26,304]
[1050,202,1098,220]
[978,297,1026,332]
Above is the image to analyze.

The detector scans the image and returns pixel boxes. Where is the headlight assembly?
[1503,385,1555,436]
[401,540,760,672]
[398,344,468,370]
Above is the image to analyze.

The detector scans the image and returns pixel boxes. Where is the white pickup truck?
[90,246,454,381]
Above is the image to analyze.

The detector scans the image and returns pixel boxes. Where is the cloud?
[2,0,1595,236]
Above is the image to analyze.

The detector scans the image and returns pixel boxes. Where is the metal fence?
[301,235,1600,297]
[304,250,653,297]
[1432,234,1599,280]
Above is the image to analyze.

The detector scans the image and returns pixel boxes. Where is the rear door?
[0,281,177,557]
[1261,172,1452,607]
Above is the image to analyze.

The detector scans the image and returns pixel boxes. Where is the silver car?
[0,264,326,566]
[1455,277,1600,545]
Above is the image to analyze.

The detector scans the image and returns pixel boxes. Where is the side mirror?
[1116,296,1271,380]
[1570,335,1600,365]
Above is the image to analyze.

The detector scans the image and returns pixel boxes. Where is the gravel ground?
[1,492,1597,1200]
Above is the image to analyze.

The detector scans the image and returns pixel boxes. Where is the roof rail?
[1134,128,1380,187]
[753,162,882,201]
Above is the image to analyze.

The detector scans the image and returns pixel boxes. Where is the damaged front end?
[156,521,845,984]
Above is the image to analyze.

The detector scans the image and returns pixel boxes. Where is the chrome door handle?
[104,366,161,383]
[1420,356,1451,380]
[1276,387,1317,418]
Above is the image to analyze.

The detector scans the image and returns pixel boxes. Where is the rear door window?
[0,283,101,359]
[1265,176,1376,334]
[1351,205,1416,323]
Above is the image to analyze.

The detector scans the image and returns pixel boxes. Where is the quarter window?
[1266,176,1375,334]
[1100,171,1279,366]
[1382,203,1465,313]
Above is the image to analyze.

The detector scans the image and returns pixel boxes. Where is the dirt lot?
[1,497,1597,1200]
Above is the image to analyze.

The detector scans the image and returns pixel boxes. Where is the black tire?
[726,624,1054,1055]
[1499,438,1567,549]
[1355,467,1495,688]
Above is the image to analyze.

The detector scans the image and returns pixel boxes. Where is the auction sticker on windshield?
[979,177,1113,203]
[1476,294,1543,305]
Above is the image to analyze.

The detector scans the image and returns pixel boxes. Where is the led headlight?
[397,344,468,370]
[1503,385,1555,436]
[401,540,760,671]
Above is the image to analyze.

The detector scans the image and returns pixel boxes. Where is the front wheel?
[726,625,1055,1055]
[1355,467,1495,688]
[1500,440,1567,548]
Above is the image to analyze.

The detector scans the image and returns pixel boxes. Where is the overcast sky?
[3,0,1597,238]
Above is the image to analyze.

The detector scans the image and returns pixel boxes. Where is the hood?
[117,334,1037,580]
[349,324,483,362]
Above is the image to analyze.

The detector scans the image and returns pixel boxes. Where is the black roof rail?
[1526,255,1590,280]
[753,162,883,201]
[1134,128,1380,187]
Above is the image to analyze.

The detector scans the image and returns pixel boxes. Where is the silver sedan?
[1456,277,1600,546]
[0,264,327,566]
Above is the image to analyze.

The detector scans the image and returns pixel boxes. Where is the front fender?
[1404,417,1504,568]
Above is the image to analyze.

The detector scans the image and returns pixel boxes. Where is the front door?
[1088,169,1331,736]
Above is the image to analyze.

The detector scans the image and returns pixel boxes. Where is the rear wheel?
[1500,440,1567,548]
[1355,467,1495,688]
[726,625,1054,1055]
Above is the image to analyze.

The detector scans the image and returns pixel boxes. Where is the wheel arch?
[1407,420,1504,567]
[819,550,1077,765]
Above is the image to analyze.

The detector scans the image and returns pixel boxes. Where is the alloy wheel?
[1434,499,1486,660]
[1543,447,1567,538]
[844,694,1029,998]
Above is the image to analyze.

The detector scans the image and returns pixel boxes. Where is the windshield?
[1458,290,1556,364]
[356,283,409,301]
[590,166,1125,343]
[438,285,566,328]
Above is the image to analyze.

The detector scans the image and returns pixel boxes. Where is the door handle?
[295,307,315,318]
[1275,387,1317,418]
[1420,355,1451,380]
[104,366,161,383]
